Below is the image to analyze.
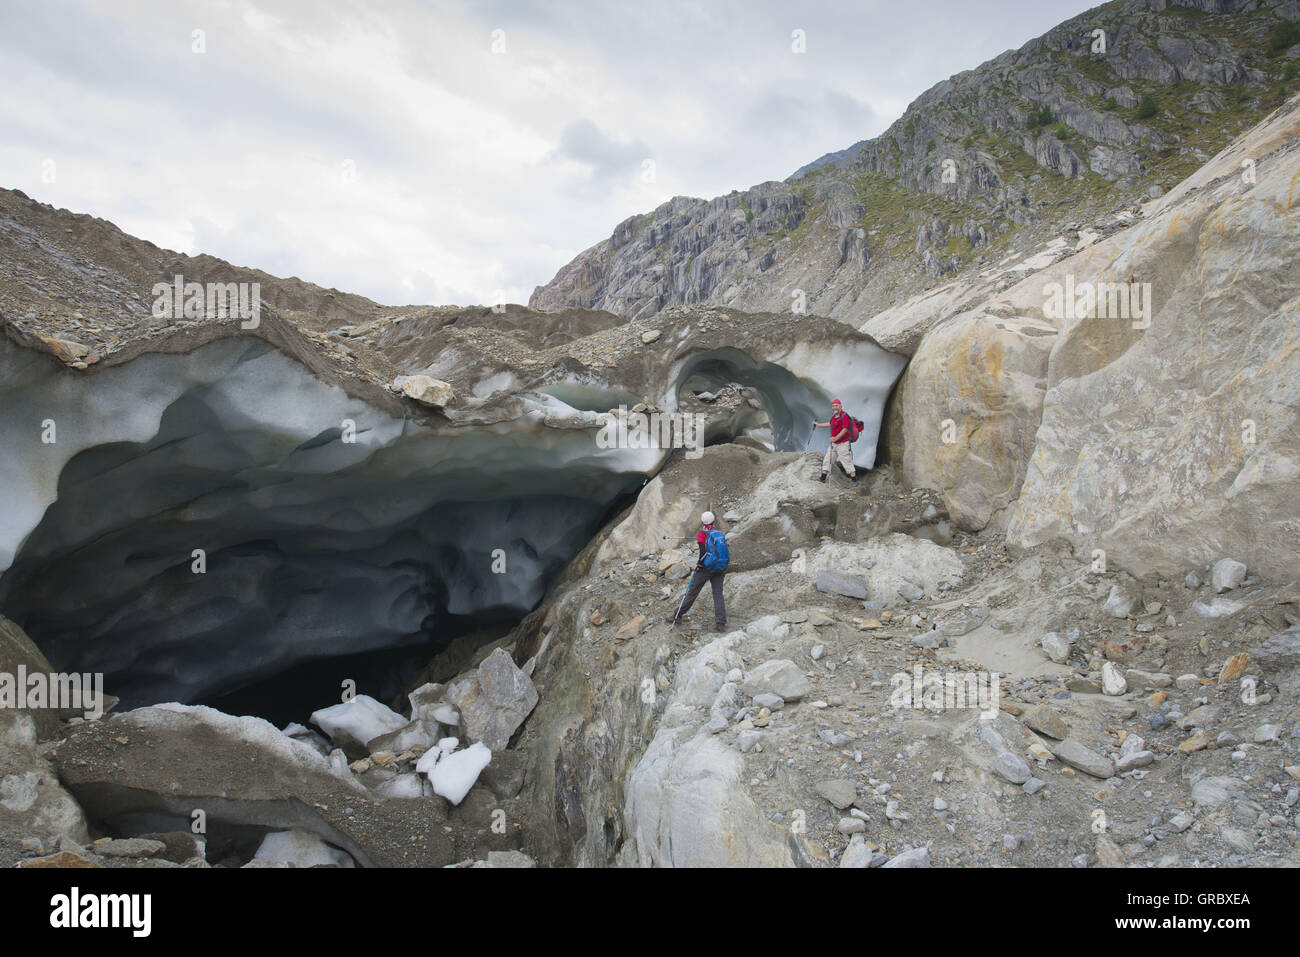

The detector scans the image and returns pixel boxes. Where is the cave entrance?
[0,403,646,727]
[673,348,834,452]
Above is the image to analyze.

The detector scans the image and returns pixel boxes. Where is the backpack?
[839,412,865,442]
[701,528,730,571]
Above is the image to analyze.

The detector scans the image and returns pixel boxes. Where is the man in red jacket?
[812,398,858,487]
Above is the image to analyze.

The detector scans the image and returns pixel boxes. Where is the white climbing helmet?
[701,511,715,525]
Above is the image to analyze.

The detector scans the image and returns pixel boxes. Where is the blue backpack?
[701,528,730,571]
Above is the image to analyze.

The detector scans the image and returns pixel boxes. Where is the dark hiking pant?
[678,568,726,626]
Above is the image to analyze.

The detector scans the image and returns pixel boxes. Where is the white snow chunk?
[427,741,491,805]
[415,737,460,775]
[310,695,407,749]
[432,705,460,726]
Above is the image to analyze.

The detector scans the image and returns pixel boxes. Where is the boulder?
[1102,584,1140,619]
[882,846,931,868]
[50,704,457,868]
[1022,705,1069,740]
[310,695,408,758]
[1211,558,1247,593]
[1051,738,1114,779]
[1040,631,1071,663]
[816,571,868,600]
[448,648,539,752]
[392,374,454,408]
[741,660,811,702]
[895,311,1057,530]
[625,731,793,867]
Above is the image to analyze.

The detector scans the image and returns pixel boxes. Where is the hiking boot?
[715,623,727,632]
[665,615,682,626]
[818,473,827,483]
[849,477,859,487]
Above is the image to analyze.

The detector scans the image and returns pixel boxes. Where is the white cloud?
[0,0,1098,306]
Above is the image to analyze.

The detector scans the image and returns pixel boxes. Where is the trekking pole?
[671,567,699,623]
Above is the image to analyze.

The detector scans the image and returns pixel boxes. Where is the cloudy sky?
[0,0,1097,306]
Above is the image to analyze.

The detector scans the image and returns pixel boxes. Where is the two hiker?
[666,510,729,631]
[664,398,860,631]
[812,398,860,487]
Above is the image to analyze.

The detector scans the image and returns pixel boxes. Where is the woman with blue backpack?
[666,511,729,631]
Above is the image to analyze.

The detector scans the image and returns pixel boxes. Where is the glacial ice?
[254,828,356,868]
[665,343,905,462]
[426,741,491,805]
[0,336,646,705]
[310,695,407,750]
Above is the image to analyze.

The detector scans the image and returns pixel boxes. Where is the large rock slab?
[816,571,868,600]
[1007,99,1300,581]
[625,730,793,867]
[448,648,539,752]
[741,660,811,702]
[895,311,1057,530]
[1051,738,1114,779]
[806,536,964,600]
[49,704,458,868]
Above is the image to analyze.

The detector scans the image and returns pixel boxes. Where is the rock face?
[896,313,1056,529]
[864,92,1300,583]
[448,648,539,752]
[624,633,795,867]
[531,2,1294,323]
[0,615,89,852]
[1006,95,1300,581]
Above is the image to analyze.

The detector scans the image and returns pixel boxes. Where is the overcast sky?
[0,0,1098,307]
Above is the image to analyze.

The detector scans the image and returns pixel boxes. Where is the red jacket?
[830,411,852,443]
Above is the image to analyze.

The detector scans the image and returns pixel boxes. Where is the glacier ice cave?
[0,316,905,718]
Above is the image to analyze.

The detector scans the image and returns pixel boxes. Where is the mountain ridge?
[530,0,1300,323]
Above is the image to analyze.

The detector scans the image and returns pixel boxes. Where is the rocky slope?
[530,0,1300,324]
[512,447,1299,868]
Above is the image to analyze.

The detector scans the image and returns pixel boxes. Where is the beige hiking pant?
[823,441,855,476]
